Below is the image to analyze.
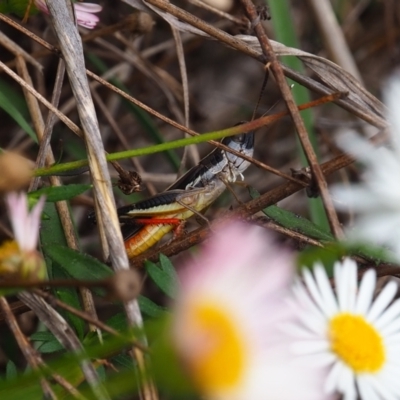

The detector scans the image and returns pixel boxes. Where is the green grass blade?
[0,87,37,143]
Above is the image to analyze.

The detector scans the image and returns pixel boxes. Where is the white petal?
[6,192,28,249]
[367,281,398,322]
[335,259,357,312]
[380,317,400,337]
[374,298,400,331]
[361,374,398,400]
[338,365,356,400]
[355,269,376,314]
[291,285,327,334]
[324,360,342,393]
[357,376,382,400]
[302,268,328,316]
[314,265,338,316]
[292,340,330,355]
[25,195,45,251]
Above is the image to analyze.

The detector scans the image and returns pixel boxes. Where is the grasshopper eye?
[232,134,245,143]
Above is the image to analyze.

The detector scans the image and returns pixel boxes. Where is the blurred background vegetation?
[0,0,398,397]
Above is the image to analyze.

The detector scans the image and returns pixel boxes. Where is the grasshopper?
[90,131,254,258]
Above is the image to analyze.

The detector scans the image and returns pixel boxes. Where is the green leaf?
[159,254,179,287]
[111,354,134,371]
[52,265,86,339]
[0,0,39,16]
[44,244,112,282]
[34,341,64,354]
[29,184,91,202]
[147,317,196,396]
[249,187,334,241]
[297,244,345,277]
[138,296,167,319]
[145,257,178,299]
[39,203,85,337]
[5,361,17,380]
[0,78,29,117]
[30,331,57,342]
[0,288,24,297]
[298,241,396,278]
[344,242,396,265]
[43,244,112,298]
[40,202,69,280]
[106,313,128,331]
[30,332,63,354]
[0,90,37,143]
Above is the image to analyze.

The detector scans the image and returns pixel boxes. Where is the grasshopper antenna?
[251,68,269,121]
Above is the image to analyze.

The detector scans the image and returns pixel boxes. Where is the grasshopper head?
[221,122,254,178]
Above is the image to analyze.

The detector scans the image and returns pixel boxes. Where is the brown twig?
[0,13,363,189]
[32,289,146,352]
[18,291,108,399]
[0,10,386,129]
[239,0,343,239]
[44,1,157,399]
[15,56,100,335]
[0,297,57,400]
[142,0,386,128]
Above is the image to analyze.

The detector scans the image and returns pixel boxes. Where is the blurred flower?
[172,222,329,400]
[34,0,102,29]
[293,258,400,400]
[331,74,400,261]
[0,152,33,193]
[201,0,233,12]
[0,192,46,280]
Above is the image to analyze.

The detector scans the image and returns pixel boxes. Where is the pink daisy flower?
[172,222,330,400]
[34,1,102,29]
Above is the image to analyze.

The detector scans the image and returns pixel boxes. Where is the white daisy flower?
[293,257,400,400]
[172,222,330,400]
[331,73,400,261]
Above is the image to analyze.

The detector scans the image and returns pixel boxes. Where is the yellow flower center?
[329,313,385,373]
[0,240,19,261]
[187,302,246,393]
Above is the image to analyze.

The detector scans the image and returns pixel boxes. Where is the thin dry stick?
[94,36,184,123]
[33,289,145,351]
[82,12,155,43]
[0,11,386,128]
[0,14,352,186]
[29,59,66,191]
[0,30,43,71]
[0,297,57,400]
[44,1,157,399]
[239,0,343,239]
[91,84,157,195]
[171,24,200,172]
[1,297,85,399]
[0,60,83,137]
[15,57,99,334]
[19,291,109,400]
[141,0,386,128]
[306,0,363,83]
